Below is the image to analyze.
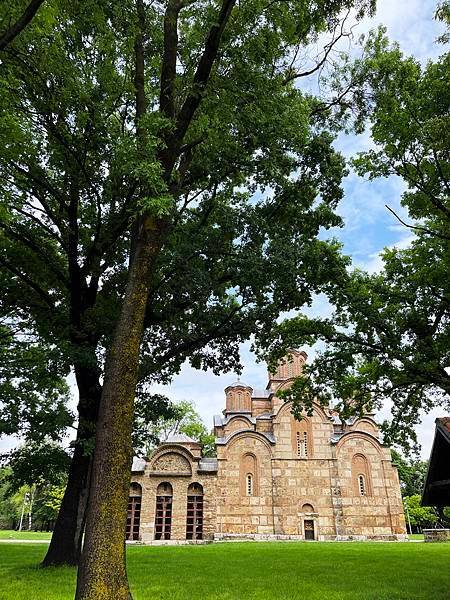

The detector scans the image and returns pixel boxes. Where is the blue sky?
[1,0,446,458]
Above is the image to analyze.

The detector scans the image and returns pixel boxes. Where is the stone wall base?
[423,529,450,542]
[213,533,409,542]
[214,533,305,542]
[129,533,409,545]
[326,534,408,542]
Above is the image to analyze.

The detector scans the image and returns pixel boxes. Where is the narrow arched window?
[240,453,258,496]
[358,474,366,496]
[352,454,372,497]
[246,473,253,496]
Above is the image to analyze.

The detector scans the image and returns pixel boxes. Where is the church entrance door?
[304,519,315,540]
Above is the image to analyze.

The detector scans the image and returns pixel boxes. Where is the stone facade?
[129,350,406,543]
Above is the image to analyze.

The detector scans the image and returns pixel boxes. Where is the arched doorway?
[301,503,317,540]
[186,483,203,540]
[155,482,173,540]
[126,482,142,541]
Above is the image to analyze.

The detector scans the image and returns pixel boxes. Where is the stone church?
[128,350,406,542]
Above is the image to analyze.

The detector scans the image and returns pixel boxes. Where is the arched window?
[246,473,253,496]
[292,417,312,458]
[126,483,142,541]
[240,453,258,496]
[358,474,366,496]
[155,482,173,540]
[186,483,203,540]
[352,454,372,497]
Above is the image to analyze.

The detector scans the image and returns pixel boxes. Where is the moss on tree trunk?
[75,215,168,600]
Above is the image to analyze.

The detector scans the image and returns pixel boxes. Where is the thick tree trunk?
[42,365,101,567]
[75,216,167,600]
[42,441,90,566]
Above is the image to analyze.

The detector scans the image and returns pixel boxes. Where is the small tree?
[404,495,438,531]
[391,450,429,498]
[135,399,216,457]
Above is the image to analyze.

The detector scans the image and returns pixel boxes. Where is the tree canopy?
[134,398,215,457]
[265,26,450,449]
[0,0,373,571]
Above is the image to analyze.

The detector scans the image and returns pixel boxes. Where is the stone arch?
[273,399,329,424]
[226,415,253,433]
[352,453,372,497]
[130,482,142,497]
[351,418,379,436]
[156,481,173,495]
[336,430,384,455]
[187,482,203,495]
[150,447,193,476]
[299,500,319,540]
[240,452,259,496]
[226,430,274,455]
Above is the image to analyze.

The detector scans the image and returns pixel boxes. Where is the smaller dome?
[225,380,252,390]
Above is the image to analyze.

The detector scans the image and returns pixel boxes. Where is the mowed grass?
[0,530,51,541]
[1,541,449,600]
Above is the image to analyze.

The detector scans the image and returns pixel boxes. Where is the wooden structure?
[422,417,450,507]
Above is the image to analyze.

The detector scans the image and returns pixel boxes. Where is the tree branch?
[0,222,68,286]
[0,257,54,309]
[385,205,450,241]
[0,0,45,51]
[283,12,352,85]
[173,0,237,148]
[160,0,182,120]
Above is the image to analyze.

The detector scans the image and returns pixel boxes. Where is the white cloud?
[355,230,415,273]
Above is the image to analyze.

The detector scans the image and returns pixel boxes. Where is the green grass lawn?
[1,541,449,600]
[0,530,51,541]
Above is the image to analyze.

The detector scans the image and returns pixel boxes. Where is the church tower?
[266,349,307,392]
[224,380,253,414]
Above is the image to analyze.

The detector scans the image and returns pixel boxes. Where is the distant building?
[128,350,406,542]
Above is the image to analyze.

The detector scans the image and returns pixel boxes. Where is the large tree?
[0,0,371,575]
[264,25,450,449]
[70,1,376,598]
